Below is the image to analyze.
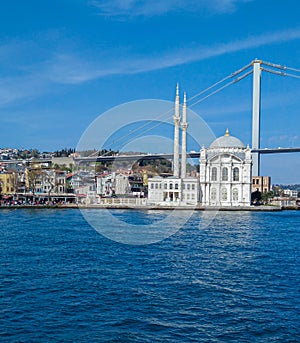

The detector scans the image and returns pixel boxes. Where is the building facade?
[147,87,199,206]
[252,176,271,194]
[147,84,253,207]
[147,176,199,206]
[0,171,17,195]
[199,130,252,206]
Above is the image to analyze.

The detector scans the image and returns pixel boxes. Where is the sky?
[0,0,299,183]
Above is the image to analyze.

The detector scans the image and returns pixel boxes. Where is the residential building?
[283,189,298,198]
[252,176,271,194]
[115,174,130,195]
[0,171,17,195]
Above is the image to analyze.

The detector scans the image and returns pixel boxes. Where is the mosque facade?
[199,130,252,206]
[147,86,252,207]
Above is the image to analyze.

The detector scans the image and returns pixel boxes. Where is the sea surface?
[0,208,299,342]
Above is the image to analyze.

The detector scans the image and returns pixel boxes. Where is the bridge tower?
[252,59,262,176]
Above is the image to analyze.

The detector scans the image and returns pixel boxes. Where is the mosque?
[147,86,252,207]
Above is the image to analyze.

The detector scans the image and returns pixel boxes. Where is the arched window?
[169,183,173,190]
[211,167,217,181]
[175,183,179,190]
[233,167,239,181]
[221,187,228,201]
[232,188,239,201]
[222,167,228,181]
[210,188,217,201]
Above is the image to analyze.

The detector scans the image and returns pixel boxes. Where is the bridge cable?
[188,70,253,108]
[94,60,300,158]
[106,62,254,150]
[262,60,300,74]
[262,67,300,80]
[188,62,252,103]
[91,63,254,157]
[130,70,253,143]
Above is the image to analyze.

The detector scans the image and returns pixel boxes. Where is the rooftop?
[210,129,245,149]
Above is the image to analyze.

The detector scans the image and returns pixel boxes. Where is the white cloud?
[0,26,299,107]
[0,74,48,107]
[44,27,300,84]
[91,0,253,17]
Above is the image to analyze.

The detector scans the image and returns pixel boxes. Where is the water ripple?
[0,209,299,342]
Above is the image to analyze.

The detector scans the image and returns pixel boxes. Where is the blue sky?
[0,0,299,183]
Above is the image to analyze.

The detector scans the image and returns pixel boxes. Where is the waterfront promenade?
[0,200,287,211]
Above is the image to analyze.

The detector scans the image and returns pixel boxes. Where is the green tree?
[261,191,274,205]
[27,169,45,195]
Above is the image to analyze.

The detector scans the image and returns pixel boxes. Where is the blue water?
[0,209,299,342]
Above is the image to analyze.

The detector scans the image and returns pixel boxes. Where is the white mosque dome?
[210,129,245,148]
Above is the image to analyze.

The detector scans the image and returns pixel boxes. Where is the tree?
[42,171,57,197]
[261,191,274,205]
[10,172,19,195]
[26,169,45,195]
[31,149,40,158]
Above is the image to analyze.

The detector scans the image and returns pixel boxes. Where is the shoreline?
[0,204,297,211]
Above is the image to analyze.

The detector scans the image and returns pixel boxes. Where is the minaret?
[181,92,188,178]
[173,84,180,177]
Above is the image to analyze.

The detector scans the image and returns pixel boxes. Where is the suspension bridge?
[75,58,300,175]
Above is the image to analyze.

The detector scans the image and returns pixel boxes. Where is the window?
[155,183,158,189]
[187,184,190,190]
[233,167,239,181]
[151,183,154,189]
[192,184,195,190]
[221,187,227,201]
[222,167,228,181]
[175,183,179,190]
[169,183,173,190]
[211,167,217,181]
[164,183,167,189]
[232,188,238,201]
[210,188,217,201]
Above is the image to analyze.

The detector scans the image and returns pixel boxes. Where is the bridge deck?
[2,147,300,164]
[74,147,300,163]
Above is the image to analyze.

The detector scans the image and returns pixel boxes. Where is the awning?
[2,195,13,199]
